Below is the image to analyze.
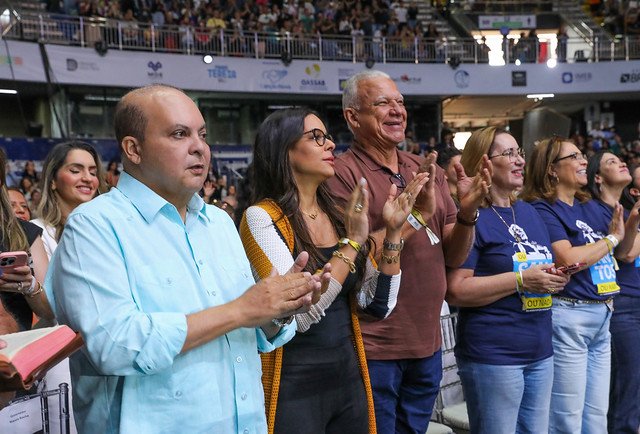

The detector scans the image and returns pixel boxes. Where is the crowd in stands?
[57,0,433,38]
[587,0,640,35]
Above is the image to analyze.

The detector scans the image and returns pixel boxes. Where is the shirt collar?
[116,171,210,223]
[350,144,412,174]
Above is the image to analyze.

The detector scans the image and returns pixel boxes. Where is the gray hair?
[341,70,391,112]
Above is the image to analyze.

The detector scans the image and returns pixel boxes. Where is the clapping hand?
[413,152,438,220]
[455,155,492,220]
[343,178,370,245]
[608,203,625,243]
[383,172,430,231]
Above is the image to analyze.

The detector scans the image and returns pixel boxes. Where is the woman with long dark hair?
[585,155,640,434]
[239,108,427,434]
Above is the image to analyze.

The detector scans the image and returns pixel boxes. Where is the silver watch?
[271,316,294,328]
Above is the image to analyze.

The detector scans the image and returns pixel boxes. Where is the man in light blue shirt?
[45,85,323,433]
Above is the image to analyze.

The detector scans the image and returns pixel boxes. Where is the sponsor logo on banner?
[0,55,23,66]
[512,70,527,87]
[207,64,237,82]
[338,68,357,91]
[147,61,163,79]
[300,63,327,91]
[562,72,592,84]
[391,74,421,85]
[454,70,470,88]
[66,58,98,72]
[620,69,640,83]
[260,69,290,90]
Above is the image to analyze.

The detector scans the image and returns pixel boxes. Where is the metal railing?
[3,11,640,64]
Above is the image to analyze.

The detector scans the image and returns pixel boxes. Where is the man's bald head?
[114,84,183,145]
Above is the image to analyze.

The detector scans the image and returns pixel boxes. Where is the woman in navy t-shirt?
[447,127,568,434]
[521,137,627,434]
[585,154,640,433]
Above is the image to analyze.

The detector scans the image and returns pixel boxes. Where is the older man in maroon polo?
[325,70,490,434]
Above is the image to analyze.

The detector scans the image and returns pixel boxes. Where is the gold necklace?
[302,208,319,219]
[490,205,522,243]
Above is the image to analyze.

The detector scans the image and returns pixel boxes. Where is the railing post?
[474,39,478,63]
[319,35,323,61]
[79,17,85,47]
[219,29,224,56]
[382,36,386,64]
[151,24,156,52]
[625,36,629,61]
[594,36,599,62]
[352,35,356,63]
[286,30,291,56]
[254,32,259,59]
[610,40,614,61]
[414,36,418,63]
[118,21,123,50]
[39,14,44,41]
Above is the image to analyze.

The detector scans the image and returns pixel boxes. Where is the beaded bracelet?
[333,250,356,273]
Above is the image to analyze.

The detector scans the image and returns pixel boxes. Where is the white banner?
[0,41,46,82]
[20,43,637,96]
[479,15,537,30]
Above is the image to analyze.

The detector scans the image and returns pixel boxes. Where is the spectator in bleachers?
[7,188,31,221]
[448,127,567,434]
[19,177,35,197]
[32,141,104,259]
[407,1,418,29]
[521,137,627,434]
[23,161,40,186]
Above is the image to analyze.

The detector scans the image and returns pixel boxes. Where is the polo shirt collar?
[350,143,413,174]
[116,171,209,223]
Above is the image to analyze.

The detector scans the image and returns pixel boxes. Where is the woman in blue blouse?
[447,127,568,434]
[521,137,630,434]
[585,154,640,434]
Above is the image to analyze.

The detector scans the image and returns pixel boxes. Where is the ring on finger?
[547,287,554,294]
[354,203,363,213]
[17,281,23,292]
[407,192,412,202]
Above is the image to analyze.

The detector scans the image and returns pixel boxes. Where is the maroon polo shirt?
[325,146,457,359]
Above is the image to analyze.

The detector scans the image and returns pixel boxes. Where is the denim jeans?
[608,294,640,433]
[367,351,443,434]
[549,298,612,434]
[457,356,553,434]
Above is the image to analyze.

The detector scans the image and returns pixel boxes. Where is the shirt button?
[236,356,243,363]
[175,390,182,398]
[211,290,216,296]
[243,430,249,434]
[166,278,172,285]
[241,393,247,400]
[199,259,204,265]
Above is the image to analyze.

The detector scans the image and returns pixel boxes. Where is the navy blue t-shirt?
[532,199,620,301]
[455,200,553,365]
[589,201,640,298]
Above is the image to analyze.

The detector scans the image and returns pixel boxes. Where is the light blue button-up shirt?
[45,171,295,434]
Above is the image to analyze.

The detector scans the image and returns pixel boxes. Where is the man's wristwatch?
[456,209,479,226]
[271,316,294,328]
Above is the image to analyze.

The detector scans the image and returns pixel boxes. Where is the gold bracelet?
[332,250,357,273]
[26,281,43,298]
[381,253,400,264]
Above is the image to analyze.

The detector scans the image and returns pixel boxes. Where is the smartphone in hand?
[556,262,587,275]
[0,251,29,276]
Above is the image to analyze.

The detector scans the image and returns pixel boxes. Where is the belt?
[553,296,613,305]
